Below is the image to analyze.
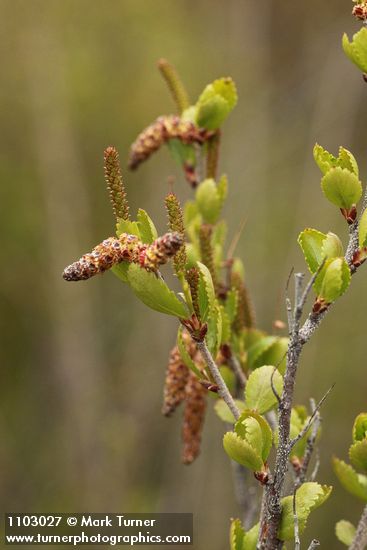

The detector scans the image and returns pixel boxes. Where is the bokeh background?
[1,1,366,548]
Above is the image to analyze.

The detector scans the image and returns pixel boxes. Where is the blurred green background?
[1,0,366,548]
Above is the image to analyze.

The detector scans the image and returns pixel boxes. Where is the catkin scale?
[162,346,190,417]
[128,115,213,171]
[140,232,183,272]
[182,370,207,465]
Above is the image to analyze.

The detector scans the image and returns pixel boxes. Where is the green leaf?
[349,440,367,473]
[235,410,273,462]
[353,413,367,442]
[206,302,222,356]
[195,178,221,224]
[224,289,238,324]
[298,228,327,273]
[313,144,359,176]
[245,365,283,414]
[116,219,140,238]
[167,138,196,168]
[359,210,367,249]
[278,483,332,541]
[322,232,344,259]
[197,261,216,321]
[217,174,228,206]
[126,263,188,317]
[111,262,130,283]
[333,457,367,501]
[223,431,264,471]
[263,337,288,375]
[314,257,351,303]
[289,409,313,460]
[230,519,245,550]
[137,209,158,244]
[343,28,367,73]
[321,167,362,209]
[177,327,202,379]
[243,523,259,550]
[215,398,246,424]
[247,336,277,370]
[196,77,238,130]
[335,520,356,547]
[185,243,200,269]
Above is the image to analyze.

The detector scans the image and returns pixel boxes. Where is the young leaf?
[126,263,188,317]
[137,208,158,244]
[314,257,351,303]
[224,289,238,324]
[223,431,264,472]
[235,410,273,463]
[342,28,367,73]
[196,77,238,130]
[313,144,359,176]
[333,457,367,501]
[353,413,367,442]
[359,210,367,249]
[245,365,283,414]
[321,167,362,209]
[278,483,332,541]
[321,232,344,259]
[247,336,277,370]
[206,302,222,357]
[335,520,356,547]
[215,399,245,424]
[197,261,216,321]
[298,228,327,273]
[230,518,246,550]
[111,262,130,283]
[217,174,228,206]
[263,337,288,375]
[349,440,367,473]
[196,178,221,224]
[116,219,141,238]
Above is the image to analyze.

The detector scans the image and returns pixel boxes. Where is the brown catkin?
[104,146,130,221]
[128,115,213,171]
[199,224,217,290]
[140,232,183,272]
[162,346,190,417]
[165,193,187,274]
[182,370,207,465]
[231,272,256,330]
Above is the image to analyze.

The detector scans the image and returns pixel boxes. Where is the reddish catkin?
[62,234,140,281]
[128,115,213,170]
[140,232,183,272]
[162,346,190,417]
[182,370,207,465]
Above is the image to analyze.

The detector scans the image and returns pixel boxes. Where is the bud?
[165,193,187,274]
[162,346,189,417]
[140,232,183,271]
[128,115,213,171]
[104,146,130,221]
[182,370,207,465]
[62,233,140,281]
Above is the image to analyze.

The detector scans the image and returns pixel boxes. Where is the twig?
[310,448,320,481]
[289,385,334,451]
[307,540,320,549]
[286,267,295,334]
[349,504,367,550]
[196,339,241,421]
[228,353,247,388]
[293,487,301,550]
[293,272,305,325]
[270,365,282,406]
[296,260,326,322]
[297,398,321,484]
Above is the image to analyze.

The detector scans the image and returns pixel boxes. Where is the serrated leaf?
[321,232,344,259]
[261,337,289,375]
[278,483,332,541]
[235,410,273,462]
[314,257,351,303]
[225,289,239,324]
[242,523,259,550]
[126,263,188,317]
[177,327,202,379]
[116,219,140,238]
[335,520,356,546]
[349,440,367,473]
[220,306,231,344]
[321,167,362,209]
[185,243,200,269]
[137,209,158,244]
[245,365,283,414]
[215,398,246,423]
[333,457,367,501]
[313,144,359,176]
[353,413,367,442]
[230,518,246,550]
[343,28,367,73]
[197,261,216,322]
[247,336,277,369]
[206,302,222,356]
[196,77,238,130]
[196,178,221,224]
[219,366,236,394]
[359,210,367,249]
[223,431,264,471]
[298,228,327,273]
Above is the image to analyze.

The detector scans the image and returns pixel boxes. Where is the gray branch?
[349,504,367,550]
